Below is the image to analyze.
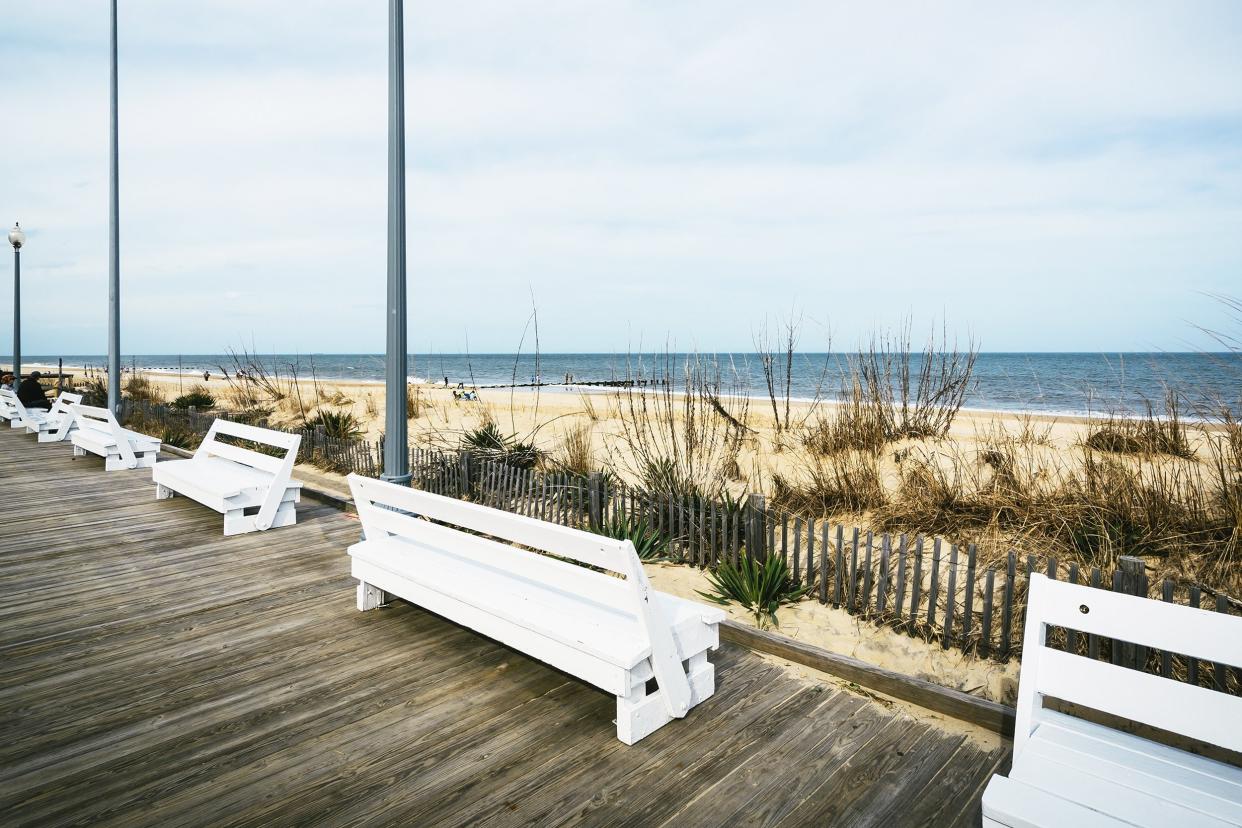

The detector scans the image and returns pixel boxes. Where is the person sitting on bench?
[17,371,52,410]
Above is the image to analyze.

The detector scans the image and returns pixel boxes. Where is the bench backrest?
[0,388,17,417]
[194,419,301,475]
[349,472,637,579]
[1015,574,1242,760]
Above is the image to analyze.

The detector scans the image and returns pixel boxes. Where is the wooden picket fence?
[114,398,1241,686]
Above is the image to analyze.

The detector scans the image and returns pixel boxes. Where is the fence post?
[1115,556,1146,669]
[458,451,471,499]
[746,493,766,562]
[588,473,603,530]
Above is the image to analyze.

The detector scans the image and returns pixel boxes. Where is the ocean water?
[22,352,1241,417]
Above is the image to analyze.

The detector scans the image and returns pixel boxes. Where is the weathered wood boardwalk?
[0,428,1008,827]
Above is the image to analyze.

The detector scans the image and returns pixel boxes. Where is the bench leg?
[223,509,256,536]
[72,445,85,459]
[615,651,717,745]
[357,581,387,611]
[136,451,157,469]
[105,454,127,472]
[155,483,175,500]
[267,501,297,530]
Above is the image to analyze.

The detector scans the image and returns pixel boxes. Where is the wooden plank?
[818,521,829,605]
[943,544,958,650]
[720,621,1015,735]
[910,536,925,629]
[876,533,891,616]
[861,530,874,613]
[981,568,995,659]
[927,538,942,629]
[962,543,977,653]
[834,524,845,608]
[1000,552,1017,659]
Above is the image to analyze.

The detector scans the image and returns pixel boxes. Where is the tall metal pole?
[106,0,121,413]
[382,0,410,484]
[11,246,18,386]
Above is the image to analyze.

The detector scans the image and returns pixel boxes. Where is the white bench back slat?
[195,419,299,475]
[350,474,632,576]
[1,388,32,422]
[1015,574,1242,760]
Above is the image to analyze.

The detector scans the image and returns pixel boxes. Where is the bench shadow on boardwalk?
[0,428,1009,827]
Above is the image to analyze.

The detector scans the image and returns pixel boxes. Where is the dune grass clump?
[698,554,806,629]
[556,422,595,477]
[462,417,541,469]
[76,377,108,407]
[599,514,666,560]
[172,386,215,410]
[123,373,163,404]
[307,409,363,440]
[1083,392,1194,459]
[770,449,886,515]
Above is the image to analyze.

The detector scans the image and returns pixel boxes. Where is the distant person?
[444,375,449,386]
[17,371,51,410]
[204,370,210,382]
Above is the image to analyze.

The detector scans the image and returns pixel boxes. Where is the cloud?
[1,1,1240,355]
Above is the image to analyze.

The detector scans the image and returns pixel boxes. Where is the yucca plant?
[599,515,666,561]
[307,408,363,440]
[462,420,542,469]
[172,386,215,410]
[698,554,806,629]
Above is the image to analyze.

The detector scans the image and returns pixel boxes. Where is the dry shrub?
[1083,391,1194,459]
[771,449,886,515]
[406,385,422,419]
[363,393,379,420]
[848,319,977,442]
[802,378,888,455]
[609,351,749,498]
[556,422,594,477]
[578,391,600,422]
[123,373,164,404]
[865,425,1241,588]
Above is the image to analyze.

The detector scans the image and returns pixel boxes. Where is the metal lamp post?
[107,0,121,413]
[7,222,24,387]
[381,0,411,484]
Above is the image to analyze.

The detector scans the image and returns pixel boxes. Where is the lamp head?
[8,223,25,250]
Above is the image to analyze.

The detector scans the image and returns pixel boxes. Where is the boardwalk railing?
[113,396,1241,687]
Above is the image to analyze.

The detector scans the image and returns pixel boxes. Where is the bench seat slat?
[1033,710,1242,810]
[154,457,303,503]
[1011,730,1240,827]
[982,774,1133,828]
[350,535,718,671]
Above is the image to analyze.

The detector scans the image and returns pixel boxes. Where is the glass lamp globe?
[8,223,25,250]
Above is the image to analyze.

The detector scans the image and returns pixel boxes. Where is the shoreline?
[25,361,1198,424]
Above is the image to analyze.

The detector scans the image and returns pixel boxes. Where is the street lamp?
[8,222,24,387]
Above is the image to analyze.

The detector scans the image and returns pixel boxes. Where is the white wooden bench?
[0,388,20,424]
[982,573,1242,827]
[347,473,727,744]
[152,419,302,536]
[1,389,82,440]
[68,403,162,470]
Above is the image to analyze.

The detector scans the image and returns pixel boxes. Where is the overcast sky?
[2,1,1240,355]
